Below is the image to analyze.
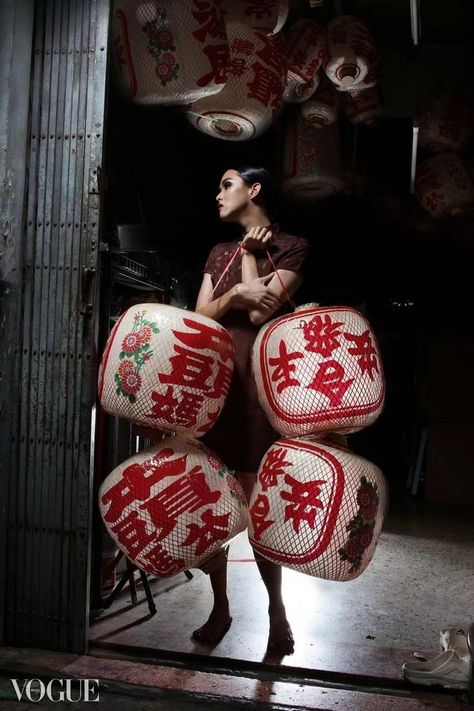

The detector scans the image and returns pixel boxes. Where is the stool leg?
[126,559,138,605]
[138,569,157,615]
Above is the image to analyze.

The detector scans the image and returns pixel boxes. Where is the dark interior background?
[101,0,474,503]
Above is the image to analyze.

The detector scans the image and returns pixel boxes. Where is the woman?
[194,166,309,655]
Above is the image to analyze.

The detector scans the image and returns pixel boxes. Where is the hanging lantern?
[301,76,340,127]
[415,153,474,218]
[283,19,324,104]
[252,303,385,436]
[186,22,286,140]
[345,86,381,126]
[112,0,229,105]
[99,437,248,577]
[248,437,387,580]
[418,95,474,154]
[98,303,235,436]
[281,112,345,199]
[324,15,377,92]
[223,0,288,35]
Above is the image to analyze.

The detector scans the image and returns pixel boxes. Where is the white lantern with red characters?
[301,77,340,127]
[248,437,387,580]
[282,114,345,199]
[283,19,324,104]
[415,153,474,218]
[252,303,385,436]
[99,437,248,577]
[418,95,474,154]
[186,22,286,140]
[98,303,235,437]
[324,16,377,92]
[223,0,288,35]
[112,0,229,105]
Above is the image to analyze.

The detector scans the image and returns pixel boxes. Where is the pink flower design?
[161,52,176,66]
[149,27,174,49]
[207,453,222,471]
[137,325,152,343]
[118,359,135,376]
[121,332,143,353]
[120,370,142,395]
[155,57,176,82]
[357,483,378,522]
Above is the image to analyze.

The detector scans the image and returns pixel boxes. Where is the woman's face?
[216,169,253,222]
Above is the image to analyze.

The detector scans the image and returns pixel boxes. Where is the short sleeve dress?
[201,228,310,473]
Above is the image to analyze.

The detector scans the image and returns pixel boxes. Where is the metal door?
[1,0,110,653]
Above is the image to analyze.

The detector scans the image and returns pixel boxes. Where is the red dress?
[202,229,310,473]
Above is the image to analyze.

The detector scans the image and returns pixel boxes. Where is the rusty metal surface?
[4,0,109,653]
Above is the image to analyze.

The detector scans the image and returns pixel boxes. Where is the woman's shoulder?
[274,229,310,252]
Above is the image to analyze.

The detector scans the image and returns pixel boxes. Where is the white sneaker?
[439,626,470,659]
[403,649,471,690]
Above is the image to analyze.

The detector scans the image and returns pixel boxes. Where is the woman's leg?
[238,471,294,655]
[192,548,232,645]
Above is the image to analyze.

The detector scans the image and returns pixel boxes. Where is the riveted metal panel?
[5,0,110,653]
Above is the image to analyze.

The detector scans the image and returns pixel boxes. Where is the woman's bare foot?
[267,609,294,655]
[192,609,233,646]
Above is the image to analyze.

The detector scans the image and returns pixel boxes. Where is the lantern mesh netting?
[98,303,235,437]
[252,304,385,436]
[222,0,288,34]
[248,438,387,581]
[99,437,248,577]
[112,0,229,105]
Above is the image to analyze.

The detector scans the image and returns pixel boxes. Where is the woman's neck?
[238,204,272,231]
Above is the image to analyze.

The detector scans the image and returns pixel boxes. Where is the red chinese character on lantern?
[159,345,215,390]
[230,57,248,76]
[182,508,230,556]
[255,32,285,74]
[148,386,204,428]
[291,47,309,70]
[306,360,354,407]
[196,43,229,87]
[302,314,344,356]
[137,543,186,577]
[280,474,326,533]
[259,447,292,492]
[343,329,379,380]
[250,493,274,541]
[192,0,227,43]
[248,62,282,112]
[232,38,254,55]
[269,339,303,393]
[110,510,156,557]
[139,466,221,540]
[206,359,233,398]
[177,318,234,362]
[101,449,188,523]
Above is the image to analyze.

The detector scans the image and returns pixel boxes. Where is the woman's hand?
[235,274,281,310]
[241,226,273,253]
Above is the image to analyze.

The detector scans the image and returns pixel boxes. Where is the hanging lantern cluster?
[98,303,248,577]
[415,95,474,218]
[249,303,388,581]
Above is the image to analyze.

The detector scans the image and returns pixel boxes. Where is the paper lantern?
[186,23,286,140]
[252,304,385,436]
[415,153,474,218]
[324,15,377,92]
[98,303,235,436]
[99,437,248,577]
[248,437,387,580]
[301,77,340,127]
[223,0,288,35]
[283,19,324,104]
[345,86,381,126]
[112,0,229,105]
[281,113,345,198]
[418,95,474,154]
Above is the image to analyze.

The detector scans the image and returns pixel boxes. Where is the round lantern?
[301,77,340,127]
[324,16,377,92]
[415,153,474,218]
[112,0,229,105]
[248,437,387,580]
[186,22,286,140]
[418,95,474,154]
[252,303,385,436]
[345,86,381,126]
[283,19,324,104]
[98,303,235,436]
[281,114,345,199]
[223,0,288,35]
[99,437,248,577]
